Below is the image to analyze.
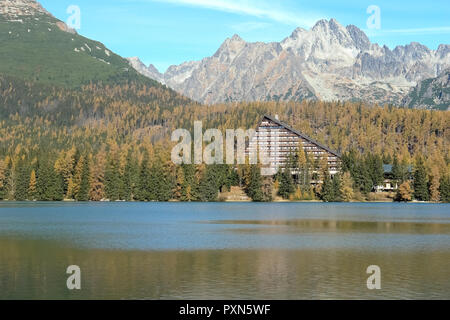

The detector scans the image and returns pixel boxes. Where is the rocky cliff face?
[129,19,449,107]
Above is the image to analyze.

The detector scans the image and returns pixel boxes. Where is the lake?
[0,202,449,299]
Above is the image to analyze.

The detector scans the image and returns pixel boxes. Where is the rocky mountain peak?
[346,24,371,51]
[436,44,450,59]
[310,18,355,49]
[129,18,449,108]
[127,57,163,83]
[230,34,243,42]
[0,0,51,19]
[312,18,346,34]
[213,33,246,61]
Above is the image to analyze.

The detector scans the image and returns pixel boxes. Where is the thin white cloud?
[150,0,321,27]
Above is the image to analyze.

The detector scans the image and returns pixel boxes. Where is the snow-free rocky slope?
[130,19,450,108]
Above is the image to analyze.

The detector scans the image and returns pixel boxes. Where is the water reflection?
[1,237,449,299]
[208,219,450,234]
[0,202,449,299]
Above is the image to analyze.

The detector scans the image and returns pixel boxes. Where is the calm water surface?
[0,202,449,299]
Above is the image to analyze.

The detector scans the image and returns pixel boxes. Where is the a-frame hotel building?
[248,115,341,177]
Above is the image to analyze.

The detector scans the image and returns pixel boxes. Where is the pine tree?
[320,173,335,202]
[246,165,263,201]
[278,170,294,199]
[261,176,273,202]
[332,173,343,202]
[392,154,402,183]
[76,155,90,201]
[150,162,173,201]
[0,159,6,200]
[36,159,64,201]
[181,164,198,201]
[198,165,220,202]
[413,157,429,201]
[105,152,122,201]
[71,156,83,200]
[15,158,30,201]
[3,158,14,200]
[137,151,151,201]
[174,166,185,200]
[227,167,240,187]
[366,154,384,189]
[122,150,138,201]
[355,161,372,194]
[439,175,450,203]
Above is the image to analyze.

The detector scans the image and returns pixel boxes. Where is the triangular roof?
[261,115,342,158]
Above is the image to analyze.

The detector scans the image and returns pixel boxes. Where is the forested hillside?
[0,3,165,89]
[0,75,448,202]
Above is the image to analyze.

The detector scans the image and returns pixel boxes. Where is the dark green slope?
[0,5,160,89]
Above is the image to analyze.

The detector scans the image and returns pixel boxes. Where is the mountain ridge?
[129,19,449,108]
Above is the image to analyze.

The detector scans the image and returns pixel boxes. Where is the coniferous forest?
[0,75,449,203]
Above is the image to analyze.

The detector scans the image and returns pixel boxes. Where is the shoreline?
[0,200,446,204]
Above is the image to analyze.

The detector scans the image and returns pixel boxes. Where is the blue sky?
[40,0,450,72]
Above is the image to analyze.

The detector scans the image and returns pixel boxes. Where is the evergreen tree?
[36,159,64,201]
[413,157,429,201]
[71,156,83,200]
[174,166,185,200]
[366,154,384,189]
[332,173,343,202]
[0,160,6,200]
[439,175,450,203]
[198,165,220,202]
[354,161,372,194]
[76,156,90,201]
[392,154,403,183]
[320,173,335,202]
[4,158,15,200]
[278,170,294,199]
[15,159,30,201]
[181,164,198,201]
[148,155,174,202]
[105,152,122,201]
[246,165,263,201]
[261,176,273,202]
[137,151,151,201]
[227,167,240,187]
[122,150,138,201]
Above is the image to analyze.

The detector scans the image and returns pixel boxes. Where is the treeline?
[0,75,449,202]
[0,144,236,202]
[1,144,449,203]
[264,148,449,203]
[1,76,448,161]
